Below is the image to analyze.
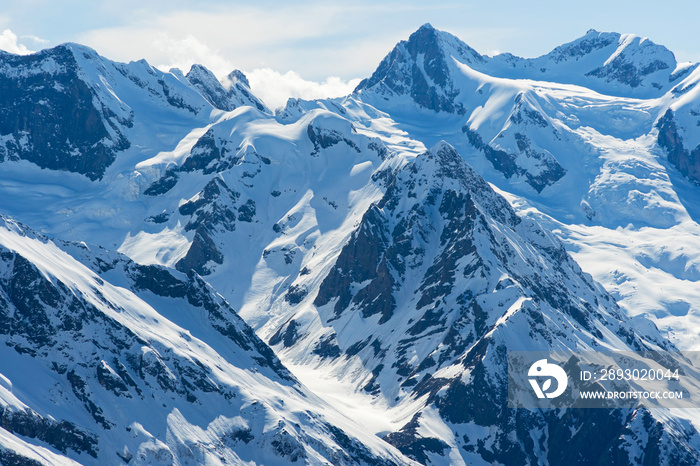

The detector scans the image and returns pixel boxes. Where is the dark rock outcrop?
[0,46,131,179]
[657,109,700,184]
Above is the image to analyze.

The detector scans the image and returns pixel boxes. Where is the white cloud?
[22,34,49,46]
[73,18,367,110]
[151,33,235,77]
[73,3,411,81]
[74,27,232,76]
[246,68,362,110]
[0,29,33,55]
[75,5,348,73]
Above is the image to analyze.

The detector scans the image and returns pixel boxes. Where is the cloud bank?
[245,69,361,110]
[0,29,33,55]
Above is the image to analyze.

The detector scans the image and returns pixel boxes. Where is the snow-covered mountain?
[355,24,691,105]
[262,140,700,464]
[352,23,700,354]
[0,44,419,465]
[0,42,267,182]
[1,25,700,465]
[0,215,414,465]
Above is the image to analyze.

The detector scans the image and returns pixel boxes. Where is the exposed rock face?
[463,126,566,193]
[308,123,361,156]
[143,128,248,197]
[175,229,224,275]
[314,203,397,324]
[180,128,236,174]
[186,65,268,113]
[0,46,131,180]
[0,244,234,413]
[0,405,98,458]
[221,69,269,113]
[354,23,475,114]
[657,109,700,184]
[186,64,238,111]
[544,29,676,91]
[175,176,256,275]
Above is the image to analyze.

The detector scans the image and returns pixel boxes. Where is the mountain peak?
[403,22,478,60]
[186,63,214,77]
[406,22,441,51]
[224,69,251,88]
[61,41,100,58]
[186,63,239,112]
[185,63,220,90]
[359,25,682,111]
[429,139,454,155]
[550,28,673,62]
[187,65,268,113]
[538,29,678,94]
[354,24,481,113]
[410,22,439,42]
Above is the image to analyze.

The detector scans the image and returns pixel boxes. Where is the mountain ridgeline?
[0,24,699,465]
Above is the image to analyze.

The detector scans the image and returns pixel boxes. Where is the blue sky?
[1,1,697,108]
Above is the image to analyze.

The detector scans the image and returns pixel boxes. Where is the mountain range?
[0,23,699,465]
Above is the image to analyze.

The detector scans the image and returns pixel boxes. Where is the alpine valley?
[0,24,699,465]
